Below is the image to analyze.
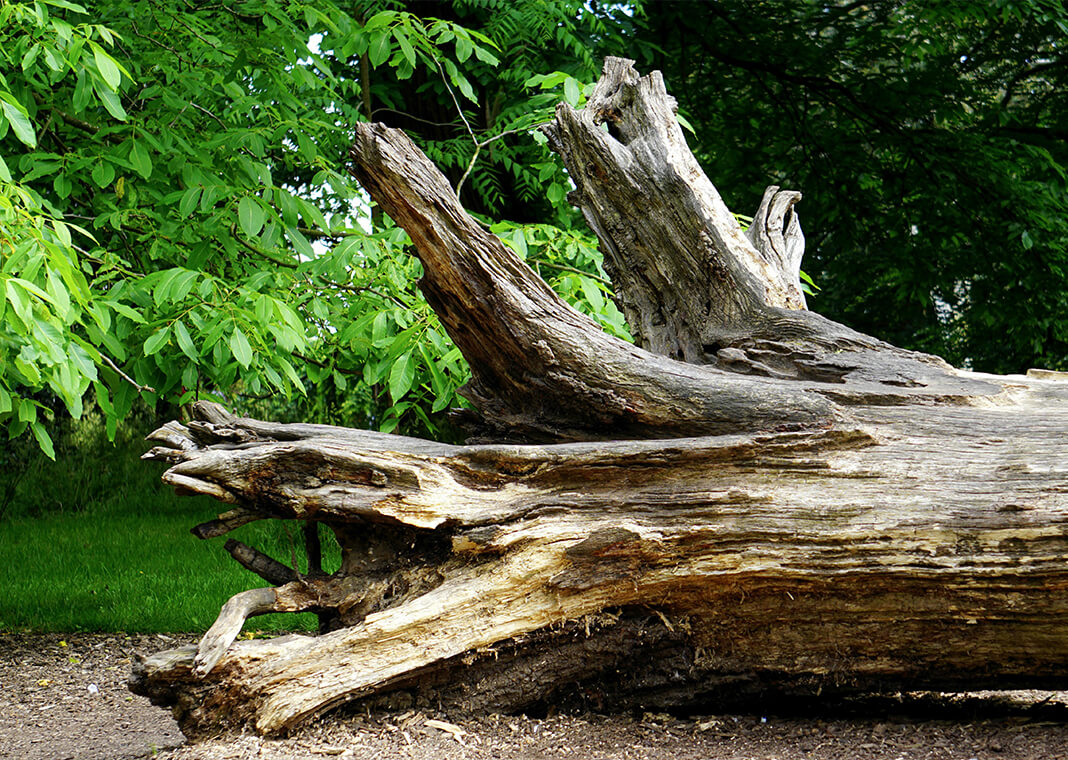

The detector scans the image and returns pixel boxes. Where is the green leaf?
[230,328,253,368]
[43,0,88,13]
[54,173,72,199]
[105,300,146,323]
[143,325,170,356]
[129,140,152,179]
[18,398,37,423]
[798,270,820,292]
[68,342,98,382]
[152,269,180,307]
[0,96,36,148]
[578,276,604,311]
[174,319,198,360]
[394,29,416,67]
[72,70,92,112]
[369,31,391,68]
[14,355,41,384]
[92,79,127,120]
[563,77,581,107]
[92,42,122,90]
[51,219,71,247]
[254,295,272,324]
[371,310,391,345]
[364,11,395,30]
[456,35,473,62]
[277,356,305,394]
[509,228,528,258]
[22,43,41,72]
[286,227,314,258]
[0,386,10,413]
[388,350,415,403]
[46,268,71,320]
[31,421,55,460]
[11,277,54,306]
[179,186,201,218]
[91,160,115,188]
[170,270,198,303]
[473,44,499,66]
[238,197,265,238]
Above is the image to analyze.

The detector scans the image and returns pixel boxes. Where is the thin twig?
[229,225,298,268]
[293,351,363,375]
[131,20,196,65]
[436,60,477,145]
[167,100,190,129]
[297,226,365,241]
[455,143,483,198]
[317,275,410,310]
[190,102,227,128]
[530,259,612,286]
[101,353,156,393]
[150,0,235,58]
[455,127,532,197]
[370,107,463,129]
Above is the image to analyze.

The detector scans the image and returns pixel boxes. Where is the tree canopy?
[0,0,635,454]
[2,0,1066,456]
[643,0,1068,372]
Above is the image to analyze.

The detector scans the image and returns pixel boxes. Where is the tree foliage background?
[644,0,1068,373]
[1,0,1066,459]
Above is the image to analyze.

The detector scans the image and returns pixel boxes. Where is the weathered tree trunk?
[130,58,1068,739]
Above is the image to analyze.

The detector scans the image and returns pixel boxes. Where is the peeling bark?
[133,391,1068,737]
[130,57,1068,738]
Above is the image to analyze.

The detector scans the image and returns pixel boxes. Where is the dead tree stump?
[130,58,1068,738]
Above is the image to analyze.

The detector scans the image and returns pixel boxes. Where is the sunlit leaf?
[92,42,122,90]
[238,197,265,238]
[230,328,253,368]
[388,350,415,403]
[31,422,55,460]
[0,96,36,148]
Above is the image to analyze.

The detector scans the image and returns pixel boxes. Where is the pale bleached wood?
[130,55,1068,739]
[545,57,966,388]
[132,385,1068,736]
[194,587,277,677]
[746,185,807,310]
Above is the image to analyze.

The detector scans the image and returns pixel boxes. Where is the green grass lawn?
[0,415,338,633]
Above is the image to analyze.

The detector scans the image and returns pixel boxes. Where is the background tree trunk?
[130,58,1068,738]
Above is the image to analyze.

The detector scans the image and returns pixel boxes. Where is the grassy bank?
[0,414,337,632]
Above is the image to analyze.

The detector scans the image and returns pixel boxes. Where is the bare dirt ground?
[5,633,1068,760]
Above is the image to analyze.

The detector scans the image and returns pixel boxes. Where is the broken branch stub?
[545,57,962,388]
[347,119,835,441]
[747,185,807,310]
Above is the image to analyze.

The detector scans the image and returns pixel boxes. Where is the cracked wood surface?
[132,389,1068,736]
[130,56,1068,738]
[545,58,971,388]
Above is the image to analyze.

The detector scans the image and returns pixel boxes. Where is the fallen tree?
[130,58,1068,739]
